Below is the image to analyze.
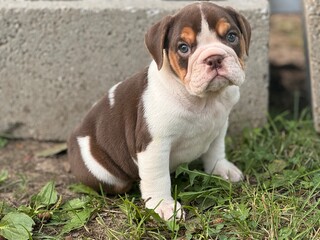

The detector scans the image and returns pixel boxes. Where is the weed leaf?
[175,164,205,186]
[179,190,212,203]
[69,183,100,197]
[62,197,91,211]
[267,159,288,175]
[0,212,34,240]
[166,219,180,232]
[60,207,95,235]
[145,208,163,223]
[175,163,189,178]
[0,202,16,216]
[0,170,8,185]
[312,173,320,188]
[17,206,33,216]
[31,181,58,210]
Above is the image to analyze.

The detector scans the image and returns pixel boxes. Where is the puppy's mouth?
[202,71,236,93]
[208,71,233,85]
[209,70,223,80]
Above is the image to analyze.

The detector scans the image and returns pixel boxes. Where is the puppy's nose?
[204,55,224,69]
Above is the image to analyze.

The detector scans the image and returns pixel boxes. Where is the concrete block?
[0,0,269,141]
[303,0,320,133]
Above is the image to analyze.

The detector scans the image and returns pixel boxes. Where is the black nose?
[204,55,224,69]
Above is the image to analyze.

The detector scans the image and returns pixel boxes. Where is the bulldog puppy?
[68,2,251,220]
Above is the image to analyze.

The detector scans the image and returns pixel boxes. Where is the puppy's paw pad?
[212,159,243,182]
[146,199,185,221]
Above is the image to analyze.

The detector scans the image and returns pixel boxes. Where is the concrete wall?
[0,0,269,141]
[303,0,320,133]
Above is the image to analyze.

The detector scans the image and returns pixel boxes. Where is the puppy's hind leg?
[68,134,132,194]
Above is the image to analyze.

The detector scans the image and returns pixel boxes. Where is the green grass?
[0,137,7,149]
[0,111,320,239]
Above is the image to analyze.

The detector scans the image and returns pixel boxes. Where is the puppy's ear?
[226,7,251,56]
[145,15,173,70]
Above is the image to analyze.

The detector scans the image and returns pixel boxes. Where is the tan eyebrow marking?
[215,18,231,36]
[169,50,187,81]
[180,27,196,45]
[239,36,246,61]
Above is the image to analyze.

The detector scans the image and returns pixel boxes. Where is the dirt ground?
[0,140,73,206]
[0,14,307,239]
[0,140,117,238]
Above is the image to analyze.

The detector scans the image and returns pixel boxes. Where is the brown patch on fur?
[225,6,251,56]
[239,36,246,64]
[181,27,196,45]
[200,3,251,58]
[238,57,245,69]
[169,50,187,81]
[145,16,173,70]
[68,68,151,194]
[215,18,230,37]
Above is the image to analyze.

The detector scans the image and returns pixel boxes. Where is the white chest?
[168,103,228,171]
[143,87,233,171]
[142,63,240,172]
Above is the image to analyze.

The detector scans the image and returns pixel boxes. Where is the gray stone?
[303,0,320,133]
[0,0,269,141]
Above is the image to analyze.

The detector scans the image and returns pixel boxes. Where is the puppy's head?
[145,2,251,96]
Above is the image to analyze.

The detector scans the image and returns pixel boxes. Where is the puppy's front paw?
[212,159,243,182]
[145,198,185,221]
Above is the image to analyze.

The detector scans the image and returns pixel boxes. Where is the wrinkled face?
[145,2,251,97]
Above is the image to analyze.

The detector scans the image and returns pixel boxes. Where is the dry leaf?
[35,143,67,158]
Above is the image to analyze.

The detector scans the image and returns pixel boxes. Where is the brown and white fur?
[68,2,251,220]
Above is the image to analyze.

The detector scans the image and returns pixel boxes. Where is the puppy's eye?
[226,32,238,43]
[178,43,190,55]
